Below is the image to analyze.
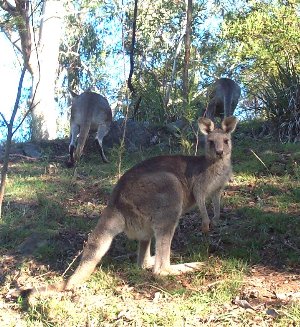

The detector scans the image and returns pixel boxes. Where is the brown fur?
[67,91,112,167]
[22,117,238,298]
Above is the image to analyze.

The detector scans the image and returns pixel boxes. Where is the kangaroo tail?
[64,208,125,290]
[19,208,125,301]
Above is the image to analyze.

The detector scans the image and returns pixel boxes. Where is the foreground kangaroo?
[205,78,241,120]
[67,91,112,167]
[22,117,237,298]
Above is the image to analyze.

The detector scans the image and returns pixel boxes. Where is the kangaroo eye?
[209,140,214,147]
[224,139,229,145]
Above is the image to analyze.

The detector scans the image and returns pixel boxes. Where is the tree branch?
[0,0,17,14]
[10,66,27,128]
[1,29,23,54]
[12,100,39,136]
[0,112,8,127]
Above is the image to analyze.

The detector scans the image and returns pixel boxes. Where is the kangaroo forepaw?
[201,222,210,233]
[140,256,155,269]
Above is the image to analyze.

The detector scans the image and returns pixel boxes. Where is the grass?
[0,128,300,326]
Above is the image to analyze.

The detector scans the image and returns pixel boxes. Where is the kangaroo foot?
[155,262,205,276]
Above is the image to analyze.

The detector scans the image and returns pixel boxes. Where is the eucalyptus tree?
[59,0,117,94]
[123,0,209,124]
[183,0,193,109]
[0,0,64,141]
[220,0,300,140]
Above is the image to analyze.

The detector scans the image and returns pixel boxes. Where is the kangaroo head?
[198,116,238,160]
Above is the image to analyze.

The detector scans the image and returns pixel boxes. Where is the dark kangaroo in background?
[22,116,238,299]
[205,78,241,120]
[67,91,112,167]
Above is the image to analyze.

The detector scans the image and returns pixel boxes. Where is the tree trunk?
[0,0,64,141]
[183,0,192,108]
[164,28,185,109]
[127,0,138,94]
[30,0,64,141]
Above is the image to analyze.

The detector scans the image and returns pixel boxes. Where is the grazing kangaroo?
[205,78,241,120]
[22,117,237,298]
[67,91,112,167]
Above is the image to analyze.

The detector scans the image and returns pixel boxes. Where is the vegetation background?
[0,0,299,326]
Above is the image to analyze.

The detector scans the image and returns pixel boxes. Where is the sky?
[0,33,34,141]
[0,15,127,142]
[0,34,24,121]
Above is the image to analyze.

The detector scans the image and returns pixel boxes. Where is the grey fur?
[206,78,241,120]
[67,91,112,167]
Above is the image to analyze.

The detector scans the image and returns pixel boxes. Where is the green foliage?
[59,0,114,94]
[258,61,300,142]
[124,0,210,123]
[221,0,300,128]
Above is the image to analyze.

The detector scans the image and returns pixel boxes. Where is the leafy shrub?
[258,61,300,142]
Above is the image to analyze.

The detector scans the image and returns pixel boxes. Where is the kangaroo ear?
[198,117,214,135]
[69,89,78,98]
[221,116,238,133]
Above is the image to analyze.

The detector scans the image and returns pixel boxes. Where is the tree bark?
[127,0,138,94]
[30,0,64,141]
[164,28,185,109]
[183,0,192,108]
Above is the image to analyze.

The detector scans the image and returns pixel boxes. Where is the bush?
[259,61,300,142]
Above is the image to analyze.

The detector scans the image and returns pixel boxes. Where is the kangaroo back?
[206,78,241,120]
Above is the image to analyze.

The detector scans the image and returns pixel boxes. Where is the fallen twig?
[62,250,83,277]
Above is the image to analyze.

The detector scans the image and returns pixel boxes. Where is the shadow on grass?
[1,199,299,292]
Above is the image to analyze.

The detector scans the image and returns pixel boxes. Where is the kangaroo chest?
[192,161,231,199]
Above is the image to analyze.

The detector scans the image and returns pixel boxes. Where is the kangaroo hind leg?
[95,123,110,163]
[67,124,79,167]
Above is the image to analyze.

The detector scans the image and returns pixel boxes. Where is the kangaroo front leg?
[196,198,210,233]
[137,240,155,269]
[211,190,221,228]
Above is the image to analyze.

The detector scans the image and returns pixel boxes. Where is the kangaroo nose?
[216,150,223,156]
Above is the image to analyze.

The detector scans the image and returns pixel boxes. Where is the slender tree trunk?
[164,29,185,109]
[0,0,64,141]
[30,0,64,141]
[127,0,138,95]
[183,0,192,109]
[0,67,26,218]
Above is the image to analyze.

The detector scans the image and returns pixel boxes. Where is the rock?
[104,119,156,152]
[22,143,42,158]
